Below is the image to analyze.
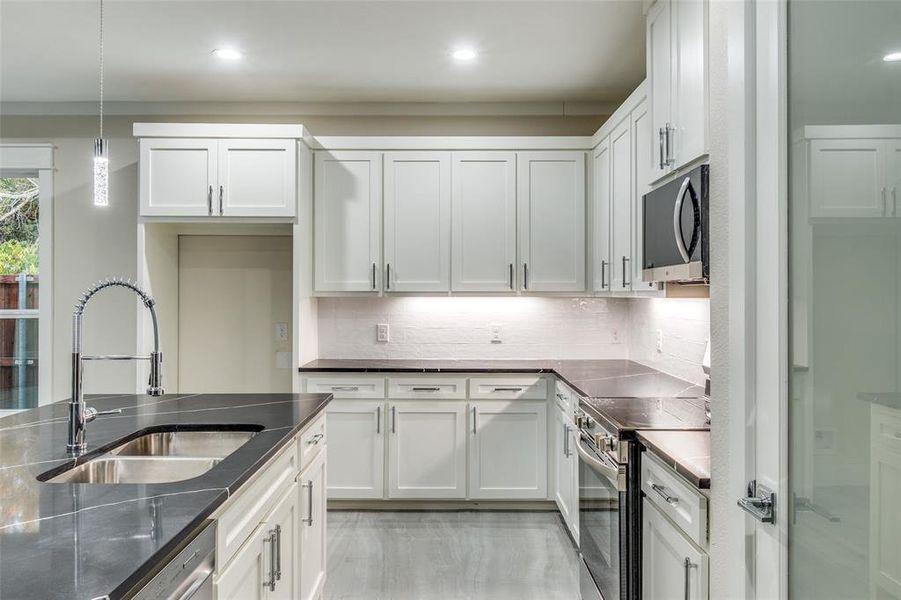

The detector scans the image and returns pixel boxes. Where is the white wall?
[628,298,710,386]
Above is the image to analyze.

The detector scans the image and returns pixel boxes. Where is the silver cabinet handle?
[372,263,377,290]
[563,424,570,457]
[492,386,523,392]
[601,260,607,289]
[207,185,213,216]
[391,405,396,433]
[331,386,359,392]
[622,256,631,288]
[522,263,529,290]
[683,557,695,600]
[263,530,276,591]
[665,123,674,166]
[274,524,282,581]
[307,433,324,446]
[893,187,898,217]
[218,185,224,215]
[301,480,314,525]
[376,405,381,434]
[472,406,477,435]
[659,128,666,170]
[882,187,888,216]
[386,263,391,290]
[411,386,440,392]
[651,482,679,504]
[509,263,514,290]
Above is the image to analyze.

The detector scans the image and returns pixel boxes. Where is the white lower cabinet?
[326,399,385,499]
[469,400,548,500]
[642,497,709,600]
[298,449,327,600]
[214,414,327,600]
[387,400,467,499]
[553,404,579,542]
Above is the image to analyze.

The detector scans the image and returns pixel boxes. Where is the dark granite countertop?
[636,430,711,489]
[299,359,704,400]
[858,392,901,411]
[0,392,331,600]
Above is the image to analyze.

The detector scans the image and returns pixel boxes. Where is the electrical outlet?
[656,329,664,353]
[489,323,502,344]
[612,328,620,344]
[377,323,390,343]
[275,322,289,341]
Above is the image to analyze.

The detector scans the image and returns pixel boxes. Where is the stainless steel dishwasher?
[131,522,215,600]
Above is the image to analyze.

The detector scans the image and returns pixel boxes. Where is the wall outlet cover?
[655,329,664,353]
[275,322,289,341]
[612,328,620,344]
[276,351,292,369]
[377,323,390,343]
[489,323,502,344]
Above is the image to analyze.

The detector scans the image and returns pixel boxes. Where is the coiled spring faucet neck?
[68,277,164,456]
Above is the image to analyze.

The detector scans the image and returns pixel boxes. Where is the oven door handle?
[576,438,624,490]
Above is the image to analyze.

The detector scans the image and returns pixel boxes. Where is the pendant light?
[93,0,108,207]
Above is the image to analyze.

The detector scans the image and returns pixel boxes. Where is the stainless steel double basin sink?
[44,430,258,484]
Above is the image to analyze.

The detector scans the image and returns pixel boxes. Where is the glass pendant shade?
[93,137,109,207]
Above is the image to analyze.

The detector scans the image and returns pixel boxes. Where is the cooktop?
[580,396,710,434]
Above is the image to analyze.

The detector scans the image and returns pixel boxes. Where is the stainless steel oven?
[577,430,628,600]
[642,164,709,283]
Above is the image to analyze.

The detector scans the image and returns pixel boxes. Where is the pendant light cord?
[99,0,104,138]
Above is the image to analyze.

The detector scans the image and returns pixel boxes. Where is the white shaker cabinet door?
[451,152,517,292]
[267,485,299,600]
[554,404,578,538]
[886,140,901,218]
[218,139,296,217]
[139,138,218,217]
[631,99,658,291]
[647,0,672,183]
[214,522,269,600]
[808,139,886,218]
[592,138,612,292]
[642,499,709,600]
[383,152,451,292]
[517,151,586,293]
[671,0,708,170]
[468,400,548,500]
[387,401,466,499]
[326,400,385,499]
[314,151,382,291]
[610,119,633,292]
[298,449,327,600]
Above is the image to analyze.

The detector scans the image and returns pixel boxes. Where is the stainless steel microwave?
[642,164,709,283]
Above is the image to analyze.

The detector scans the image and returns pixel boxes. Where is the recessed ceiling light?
[883,51,901,62]
[213,48,243,61]
[452,47,477,62]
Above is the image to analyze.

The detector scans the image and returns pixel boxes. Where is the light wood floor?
[324,510,581,600]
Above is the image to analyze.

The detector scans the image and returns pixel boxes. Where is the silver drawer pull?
[301,481,314,525]
[411,386,441,392]
[307,433,324,446]
[331,386,359,392]
[556,392,567,402]
[492,387,523,392]
[651,483,679,504]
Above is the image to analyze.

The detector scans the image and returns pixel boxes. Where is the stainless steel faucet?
[67,277,164,456]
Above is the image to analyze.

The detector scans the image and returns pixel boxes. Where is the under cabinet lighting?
[883,52,901,62]
[452,47,477,61]
[213,48,243,61]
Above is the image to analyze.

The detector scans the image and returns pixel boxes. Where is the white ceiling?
[0,0,646,106]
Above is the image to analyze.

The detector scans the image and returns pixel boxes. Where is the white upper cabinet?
[631,99,658,291]
[314,151,382,292]
[888,141,901,217]
[517,151,586,292]
[468,400,548,500]
[592,139,612,292]
[140,138,218,217]
[383,152,451,292]
[139,138,296,218]
[610,118,634,292]
[218,139,296,217]
[808,139,886,218]
[647,0,708,181]
[451,152,517,292]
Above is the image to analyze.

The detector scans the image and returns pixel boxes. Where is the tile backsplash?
[317,296,710,385]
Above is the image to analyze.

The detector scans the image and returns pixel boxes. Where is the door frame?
[0,143,54,411]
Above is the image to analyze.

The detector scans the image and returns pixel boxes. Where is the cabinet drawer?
[216,440,298,568]
[298,412,326,470]
[873,405,901,453]
[642,450,708,548]
[388,377,466,399]
[469,376,548,400]
[304,375,386,398]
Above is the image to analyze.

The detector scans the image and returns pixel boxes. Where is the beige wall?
[0,111,605,400]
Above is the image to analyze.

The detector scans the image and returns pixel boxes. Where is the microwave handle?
[673,176,693,263]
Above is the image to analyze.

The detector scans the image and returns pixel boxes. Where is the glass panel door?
[0,177,40,410]
[789,1,901,598]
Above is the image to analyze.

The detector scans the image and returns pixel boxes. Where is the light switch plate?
[377,323,390,343]
[656,329,664,353]
[276,351,292,369]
